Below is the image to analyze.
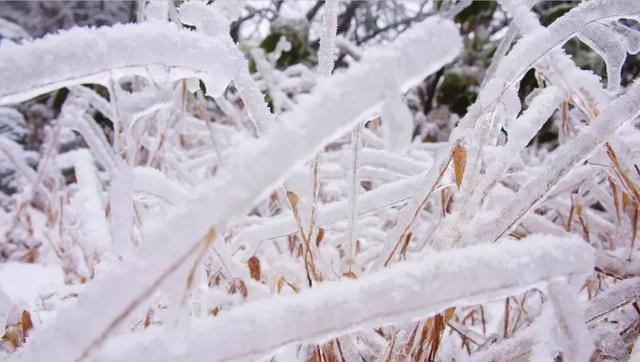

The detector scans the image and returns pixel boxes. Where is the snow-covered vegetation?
[0,0,640,360]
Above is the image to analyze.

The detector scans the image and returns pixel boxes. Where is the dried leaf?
[248,256,261,281]
[275,276,299,293]
[400,232,412,258]
[343,271,358,279]
[287,234,296,255]
[630,204,639,260]
[452,144,467,189]
[24,247,37,263]
[414,319,433,362]
[310,347,321,362]
[2,325,19,351]
[623,192,631,212]
[183,227,217,306]
[606,143,640,207]
[324,340,338,362]
[297,243,303,258]
[384,333,397,362]
[228,278,248,298]
[20,311,32,337]
[45,207,55,224]
[428,314,445,360]
[208,271,223,287]
[209,307,219,317]
[609,177,621,224]
[286,190,299,210]
[2,309,33,351]
[561,101,570,134]
[276,276,284,293]
[143,309,154,328]
[575,203,591,243]
[316,227,325,247]
[443,307,456,324]
[403,324,420,358]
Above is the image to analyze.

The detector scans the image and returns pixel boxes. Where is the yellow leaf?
[452,144,467,189]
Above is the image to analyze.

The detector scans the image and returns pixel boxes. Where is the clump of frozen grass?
[0,0,639,361]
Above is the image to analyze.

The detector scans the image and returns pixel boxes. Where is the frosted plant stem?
[379,151,453,268]
[307,157,320,247]
[29,127,59,207]
[310,0,339,261]
[203,117,224,166]
[318,0,339,77]
[108,76,124,160]
[345,122,362,272]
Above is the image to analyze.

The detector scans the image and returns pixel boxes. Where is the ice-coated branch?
[0,21,234,105]
[104,235,594,362]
